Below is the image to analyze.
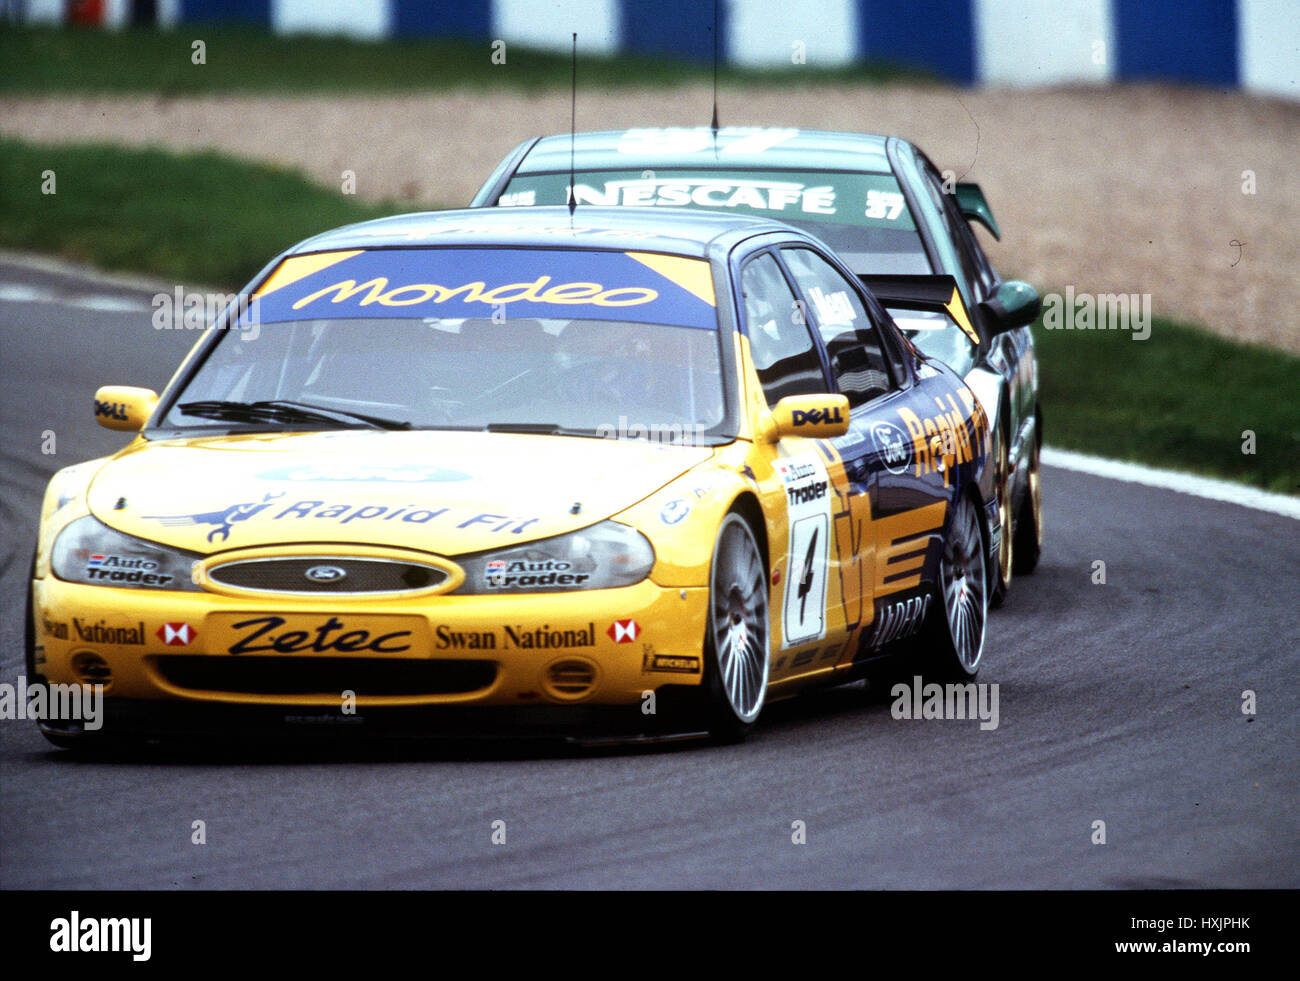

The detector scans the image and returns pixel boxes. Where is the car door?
[735,249,847,678]
[776,246,973,663]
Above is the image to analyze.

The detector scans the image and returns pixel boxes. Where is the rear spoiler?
[955,182,1001,240]
[859,273,980,345]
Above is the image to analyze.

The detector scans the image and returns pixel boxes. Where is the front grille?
[208,557,447,594]
[153,655,495,697]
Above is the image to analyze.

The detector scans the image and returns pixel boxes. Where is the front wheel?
[700,513,770,741]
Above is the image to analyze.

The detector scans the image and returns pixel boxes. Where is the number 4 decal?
[777,452,832,648]
[786,516,829,646]
[798,525,819,622]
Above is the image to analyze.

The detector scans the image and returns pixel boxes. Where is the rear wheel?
[700,513,770,741]
[921,492,988,680]
[990,424,1013,607]
[1013,415,1043,575]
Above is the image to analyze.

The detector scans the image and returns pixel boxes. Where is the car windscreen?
[156,246,730,442]
[499,169,932,274]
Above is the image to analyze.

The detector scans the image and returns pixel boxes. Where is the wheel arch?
[957,477,995,596]
[726,490,770,574]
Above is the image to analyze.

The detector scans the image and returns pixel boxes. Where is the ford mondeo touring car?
[29,207,994,745]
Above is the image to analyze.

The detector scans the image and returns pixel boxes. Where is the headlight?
[51,515,203,591]
[455,520,655,594]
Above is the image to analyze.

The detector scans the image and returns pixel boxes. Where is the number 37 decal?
[776,453,833,647]
[865,189,906,220]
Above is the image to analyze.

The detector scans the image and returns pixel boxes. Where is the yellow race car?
[28,206,993,746]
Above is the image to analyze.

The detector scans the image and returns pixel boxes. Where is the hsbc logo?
[157,622,196,646]
[607,619,640,643]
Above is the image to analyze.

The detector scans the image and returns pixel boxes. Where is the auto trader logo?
[607,620,640,643]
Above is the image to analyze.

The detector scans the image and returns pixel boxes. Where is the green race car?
[472,127,1044,602]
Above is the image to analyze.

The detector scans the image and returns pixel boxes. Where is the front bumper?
[35,696,708,742]
[30,577,709,727]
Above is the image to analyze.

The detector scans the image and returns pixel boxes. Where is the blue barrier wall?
[28,0,1297,99]
[1114,0,1239,85]
[858,0,976,84]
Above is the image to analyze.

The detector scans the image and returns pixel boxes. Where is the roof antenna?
[710,0,720,140]
[569,32,578,220]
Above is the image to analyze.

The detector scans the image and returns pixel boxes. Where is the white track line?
[0,249,218,296]
[1044,447,1300,521]
[0,284,151,313]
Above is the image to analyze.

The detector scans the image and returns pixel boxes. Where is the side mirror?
[980,281,1040,334]
[758,394,851,442]
[94,386,158,432]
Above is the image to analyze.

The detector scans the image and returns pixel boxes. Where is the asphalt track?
[1,258,1296,889]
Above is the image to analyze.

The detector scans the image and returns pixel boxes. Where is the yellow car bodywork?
[32,336,981,718]
[28,210,991,740]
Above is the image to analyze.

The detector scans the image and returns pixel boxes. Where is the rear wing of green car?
[859,273,982,345]
[955,183,1001,240]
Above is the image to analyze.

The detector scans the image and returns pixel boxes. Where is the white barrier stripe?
[22,0,63,24]
[272,0,391,40]
[1237,0,1300,100]
[974,0,1115,86]
[1043,447,1300,521]
[491,0,621,55]
[726,0,857,68]
[104,0,131,29]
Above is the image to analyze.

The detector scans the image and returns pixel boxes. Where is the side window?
[867,297,914,385]
[781,248,894,408]
[740,252,828,407]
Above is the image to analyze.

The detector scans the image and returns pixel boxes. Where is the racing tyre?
[1012,413,1043,575]
[38,726,141,754]
[990,423,1013,607]
[24,549,38,679]
[918,492,988,680]
[40,727,96,751]
[28,553,120,753]
[700,513,770,742]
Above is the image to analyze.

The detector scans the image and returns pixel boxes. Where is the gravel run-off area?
[3,82,1297,352]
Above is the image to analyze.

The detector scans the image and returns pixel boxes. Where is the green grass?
[0,139,433,286]
[0,25,937,94]
[1032,313,1300,495]
[1,137,1293,495]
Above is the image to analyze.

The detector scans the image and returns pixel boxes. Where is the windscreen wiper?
[484,422,563,434]
[177,400,411,430]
